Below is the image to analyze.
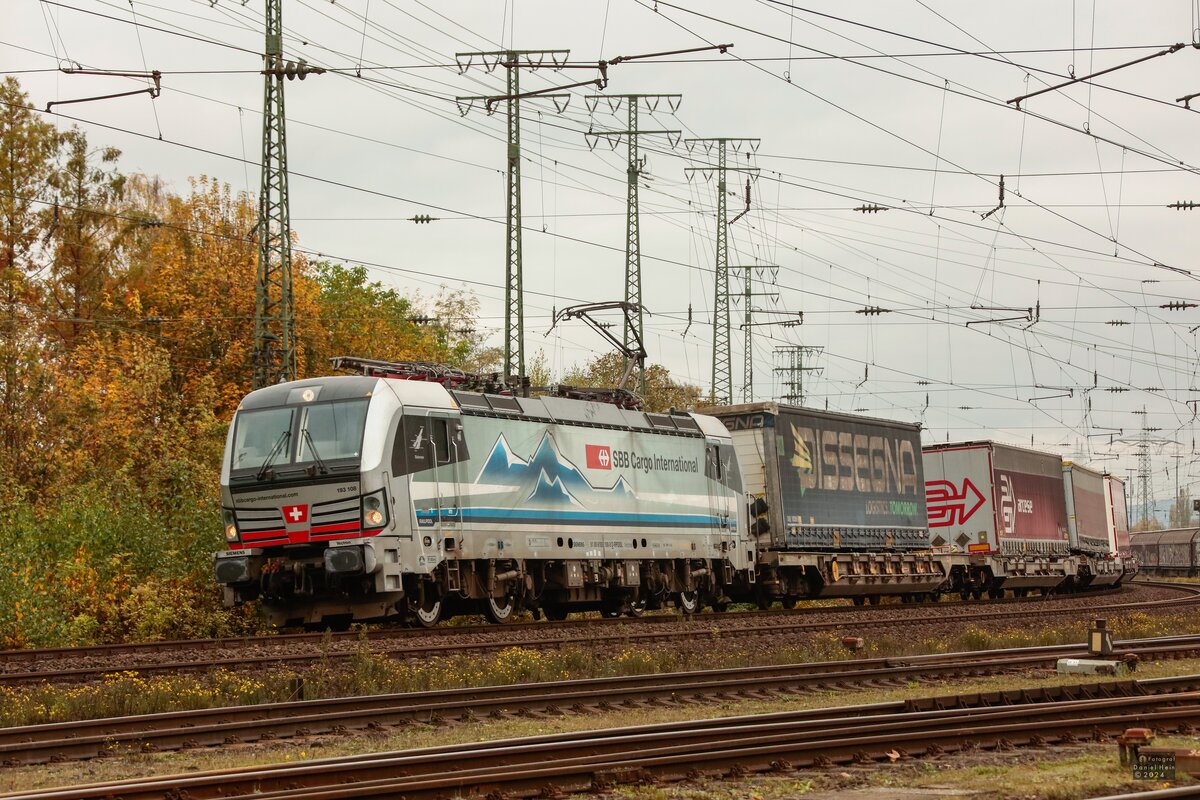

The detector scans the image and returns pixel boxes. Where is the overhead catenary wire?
[10,2,1191,470]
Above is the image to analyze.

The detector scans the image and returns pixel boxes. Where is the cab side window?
[392,415,468,475]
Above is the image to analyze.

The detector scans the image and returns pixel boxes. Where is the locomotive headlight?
[361,489,389,529]
[223,510,239,543]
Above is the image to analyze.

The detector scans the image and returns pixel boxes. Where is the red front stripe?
[311,521,361,535]
[241,529,287,541]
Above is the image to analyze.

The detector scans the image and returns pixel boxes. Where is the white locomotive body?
[215,374,751,627]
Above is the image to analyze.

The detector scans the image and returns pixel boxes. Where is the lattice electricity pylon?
[684,137,759,404]
[584,93,681,395]
[252,0,296,389]
[773,345,823,405]
[1137,428,1156,526]
[731,264,780,402]
[456,49,574,395]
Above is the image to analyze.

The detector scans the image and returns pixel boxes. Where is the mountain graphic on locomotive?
[215,359,1131,628]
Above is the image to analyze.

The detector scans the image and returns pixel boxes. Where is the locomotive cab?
[214,375,458,627]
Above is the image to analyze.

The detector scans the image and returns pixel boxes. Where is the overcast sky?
[9,0,1200,508]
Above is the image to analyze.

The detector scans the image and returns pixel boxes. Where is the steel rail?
[0,581,1142,666]
[4,583,1195,688]
[4,635,1200,765]
[6,684,1200,800]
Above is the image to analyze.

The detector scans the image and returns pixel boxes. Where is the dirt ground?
[590,738,1199,800]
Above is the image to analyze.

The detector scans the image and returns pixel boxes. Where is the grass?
[4,610,1200,729]
[6,658,1200,794]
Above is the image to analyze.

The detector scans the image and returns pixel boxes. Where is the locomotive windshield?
[231,398,369,476]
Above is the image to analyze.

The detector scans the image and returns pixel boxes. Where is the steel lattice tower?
[252,0,297,389]
[585,94,681,395]
[774,345,822,405]
[456,50,570,393]
[1137,430,1155,525]
[734,263,778,402]
[503,61,524,389]
[712,142,730,404]
[684,137,759,404]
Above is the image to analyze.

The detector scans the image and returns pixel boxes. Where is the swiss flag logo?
[585,444,612,470]
[282,504,309,524]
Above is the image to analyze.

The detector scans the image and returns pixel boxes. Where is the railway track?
[6,672,1200,800]
[3,581,1194,687]
[0,581,1136,668]
[4,634,1200,766]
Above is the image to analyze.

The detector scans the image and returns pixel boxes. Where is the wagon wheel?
[409,594,443,628]
[626,592,648,617]
[483,594,517,624]
[675,590,701,615]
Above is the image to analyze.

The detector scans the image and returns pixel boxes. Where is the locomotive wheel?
[675,590,701,615]
[627,594,647,617]
[867,595,881,605]
[781,597,798,609]
[411,597,443,628]
[600,605,622,618]
[852,597,866,606]
[484,595,517,624]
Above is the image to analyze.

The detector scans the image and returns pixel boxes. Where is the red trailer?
[1062,462,1123,585]
[923,441,1075,595]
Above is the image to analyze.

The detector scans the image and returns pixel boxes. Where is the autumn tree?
[1132,516,1163,533]
[121,176,260,414]
[306,260,427,367]
[0,78,58,490]
[1169,488,1195,528]
[0,76,502,645]
[45,129,125,350]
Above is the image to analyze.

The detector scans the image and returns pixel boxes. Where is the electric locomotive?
[214,358,752,627]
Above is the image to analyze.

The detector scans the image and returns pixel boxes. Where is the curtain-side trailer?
[1062,461,1122,586]
[922,441,1076,596]
[707,403,944,604]
[1104,474,1134,580]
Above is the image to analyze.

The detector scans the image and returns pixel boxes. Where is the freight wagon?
[707,403,945,604]
[922,441,1079,597]
[1105,474,1135,579]
[1129,529,1200,577]
[1062,461,1123,586]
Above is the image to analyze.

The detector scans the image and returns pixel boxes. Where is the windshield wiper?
[256,430,291,481]
[301,428,329,476]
